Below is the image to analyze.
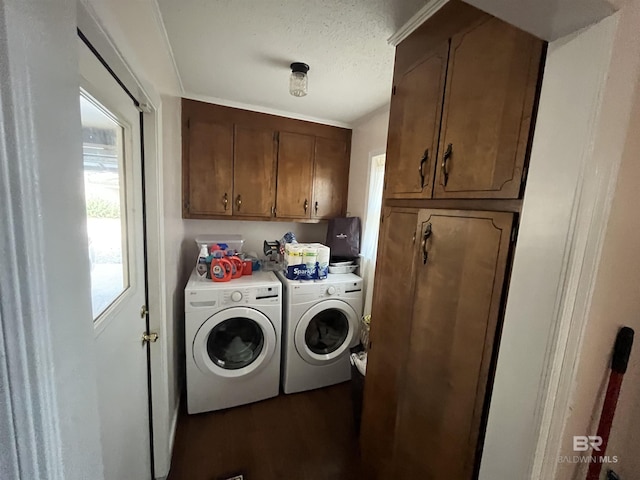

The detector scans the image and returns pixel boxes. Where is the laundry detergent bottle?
[226,250,244,279]
[210,251,233,282]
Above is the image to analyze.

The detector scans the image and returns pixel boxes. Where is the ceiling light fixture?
[289,62,310,97]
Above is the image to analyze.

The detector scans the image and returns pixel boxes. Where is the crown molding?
[388,0,449,46]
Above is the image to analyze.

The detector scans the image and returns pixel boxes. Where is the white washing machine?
[185,270,282,414]
[277,272,363,394]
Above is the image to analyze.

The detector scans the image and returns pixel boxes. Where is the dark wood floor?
[167,382,362,480]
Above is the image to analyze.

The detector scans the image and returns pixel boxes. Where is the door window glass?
[80,93,129,320]
[207,318,265,369]
[305,309,349,355]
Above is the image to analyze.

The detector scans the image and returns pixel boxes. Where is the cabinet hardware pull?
[315,201,319,215]
[441,143,452,187]
[421,222,432,265]
[419,148,429,189]
[223,193,228,211]
[304,199,309,213]
[236,195,242,211]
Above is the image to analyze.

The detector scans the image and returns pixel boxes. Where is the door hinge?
[521,165,529,185]
[140,304,148,319]
[136,103,153,114]
[392,85,397,95]
[142,332,159,344]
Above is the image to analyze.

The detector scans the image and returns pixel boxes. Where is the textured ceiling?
[157,0,427,126]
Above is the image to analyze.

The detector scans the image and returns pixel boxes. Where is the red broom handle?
[586,327,634,480]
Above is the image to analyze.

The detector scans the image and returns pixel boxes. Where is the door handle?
[441,143,452,187]
[223,193,228,211]
[236,195,242,211]
[315,201,319,215]
[304,199,309,213]
[421,222,432,265]
[419,148,429,189]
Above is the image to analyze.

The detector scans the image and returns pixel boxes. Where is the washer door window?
[295,300,359,366]
[193,307,276,378]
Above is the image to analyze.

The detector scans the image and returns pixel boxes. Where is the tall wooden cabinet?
[362,208,514,479]
[361,2,545,479]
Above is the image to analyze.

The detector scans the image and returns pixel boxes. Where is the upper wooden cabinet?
[434,18,543,198]
[182,99,351,221]
[183,120,233,216]
[312,137,350,219]
[275,132,315,219]
[384,5,544,201]
[385,42,448,199]
[233,125,277,218]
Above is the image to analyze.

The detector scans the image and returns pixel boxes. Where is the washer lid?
[193,307,277,378]
[294,299,359,366]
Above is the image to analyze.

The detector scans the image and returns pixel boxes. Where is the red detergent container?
[210,252,233,282]
[226,250,244,279]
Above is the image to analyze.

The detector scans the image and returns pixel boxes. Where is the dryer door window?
[294,299,359,366]
[207,318,264,370]
[305,309,349,355]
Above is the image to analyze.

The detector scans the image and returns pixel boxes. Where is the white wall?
[346,106,390,220]
[159,95,185,453]
[479,14,621,480]
[553,0,640,477]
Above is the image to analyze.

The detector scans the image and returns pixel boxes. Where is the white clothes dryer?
[277,272,363,394]
[184,270,282,414]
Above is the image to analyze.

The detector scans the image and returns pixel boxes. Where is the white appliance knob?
[327,286,336,295]
[231,291,243,302]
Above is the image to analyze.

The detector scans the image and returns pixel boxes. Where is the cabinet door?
[393,209,513,479]
[360,208,420,479]
[275,132,314,219]
[385,42,448,199]
[184,120,233,216]
[312,137,349,219]
[434,18,543,199]
[233,125,277,217]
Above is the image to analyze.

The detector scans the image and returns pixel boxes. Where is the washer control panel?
[220,285,280,306]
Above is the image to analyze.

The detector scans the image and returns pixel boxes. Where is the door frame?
[77,3,174,479]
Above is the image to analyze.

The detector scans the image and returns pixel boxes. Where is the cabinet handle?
[441,143,452,187]
[419,148,429,189]
[223,193,228,211]
[421,222,432,265]
[304,199,309,213]
[236,195,242,211]
[315,201,319,215]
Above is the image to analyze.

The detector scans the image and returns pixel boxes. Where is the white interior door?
[79,39,151,480]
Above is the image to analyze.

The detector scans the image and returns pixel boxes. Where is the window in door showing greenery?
[80,92,129,319]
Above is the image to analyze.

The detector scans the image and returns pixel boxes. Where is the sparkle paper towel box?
[284,243,330,280]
